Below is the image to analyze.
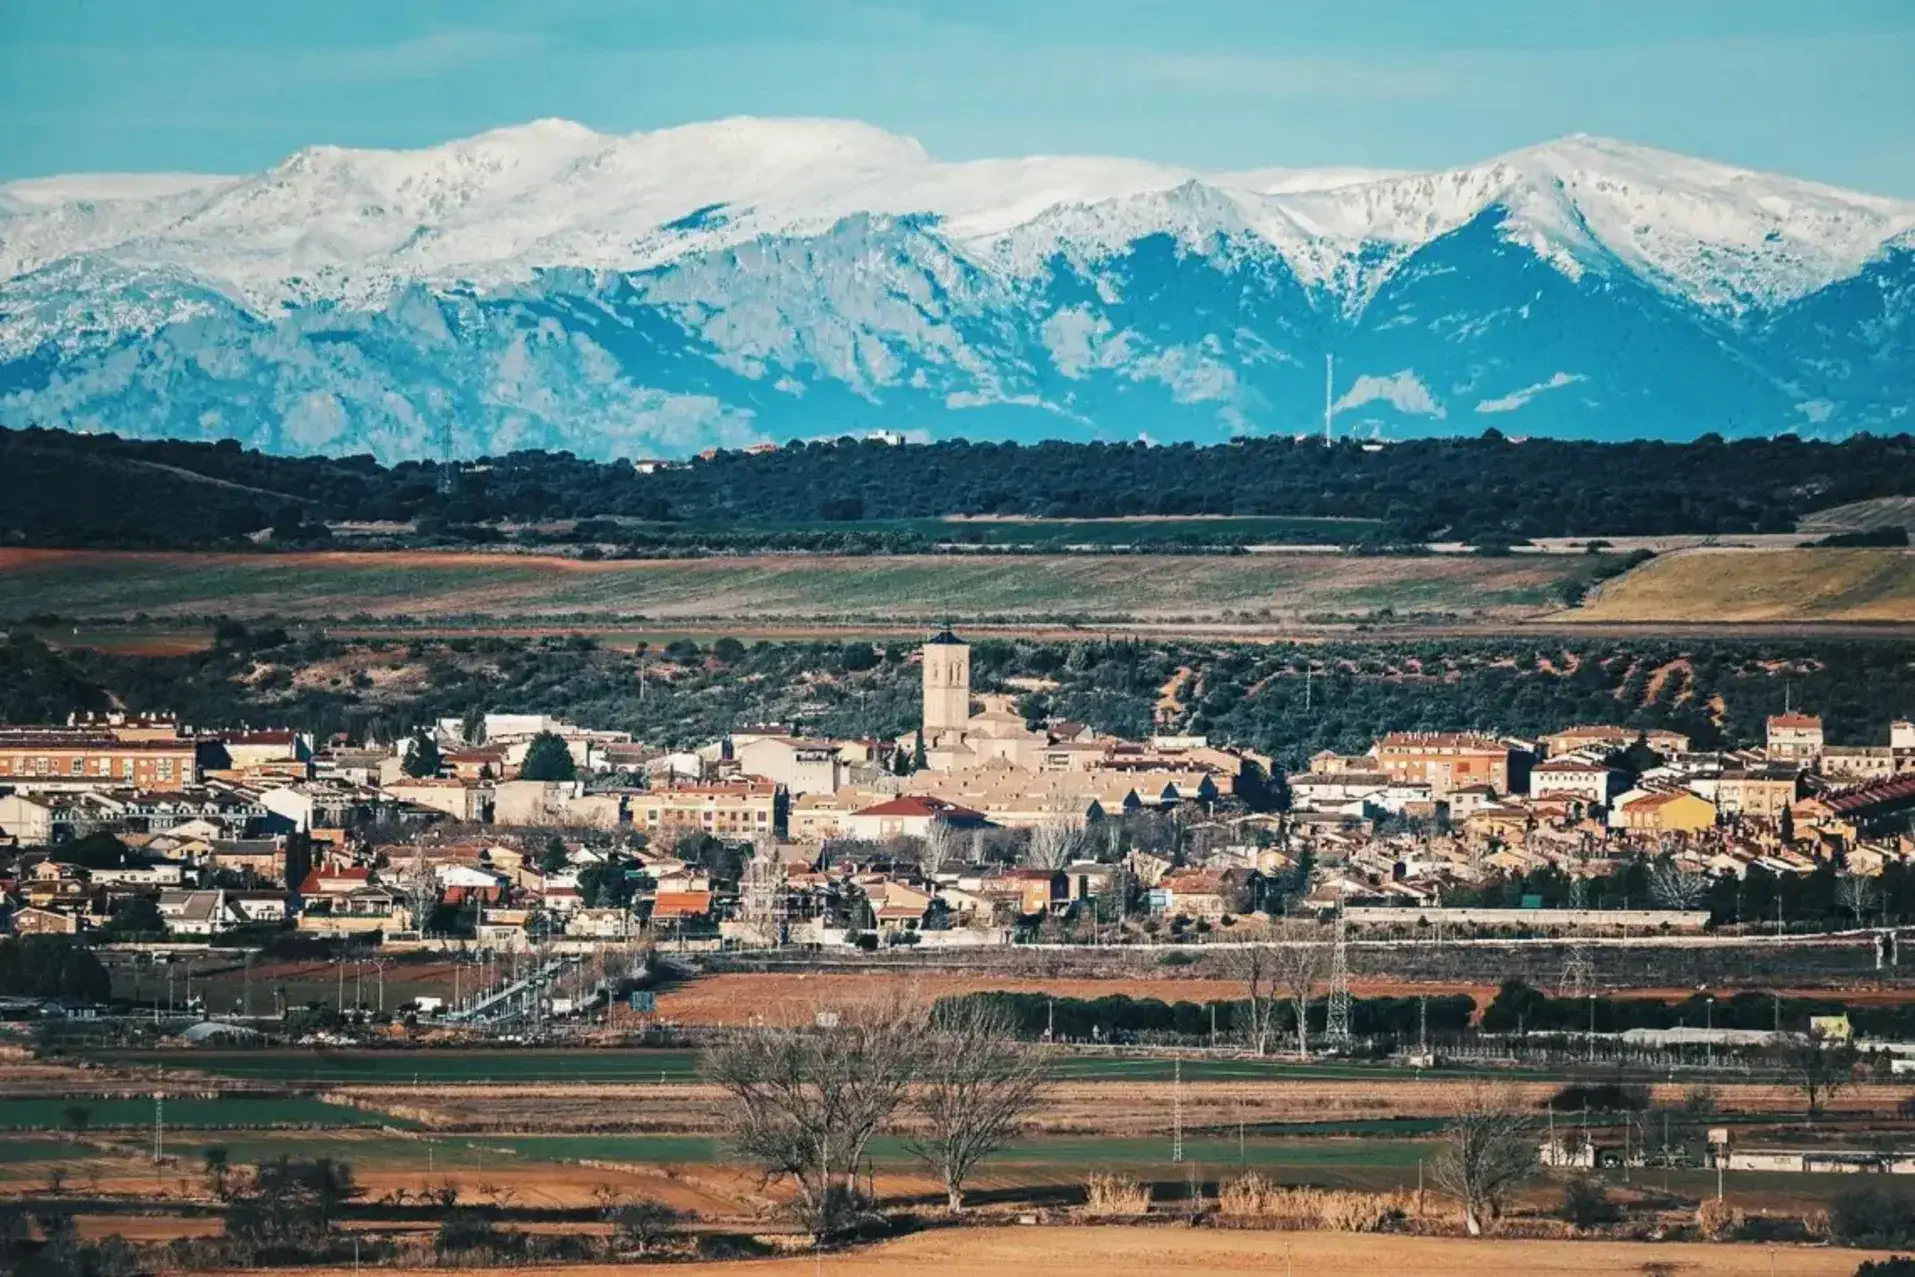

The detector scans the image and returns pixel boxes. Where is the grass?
[1575,547,1915,622]
[0,548,1587,625]
[0,1096,383,1130]
[84,1048,1535,1086]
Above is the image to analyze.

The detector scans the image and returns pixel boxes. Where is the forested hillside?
[4,426,1913,548]
[4,629,1907,768]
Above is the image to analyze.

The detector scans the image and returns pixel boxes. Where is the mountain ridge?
[2,118,1912,459]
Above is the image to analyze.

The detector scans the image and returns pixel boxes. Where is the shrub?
[1855,1258,1915,1277]
[1696,1197,1743,1241]
[1833,1187,1915,1248]
[1562,1175,1619,1228]
[1216,1179,1409,1232]
[1083,1174,1151,1215]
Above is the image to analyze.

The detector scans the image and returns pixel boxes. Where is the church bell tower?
[921,626,971,735]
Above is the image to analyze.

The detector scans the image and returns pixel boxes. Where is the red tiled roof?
[852,795,984,820]
[651,891,713,920]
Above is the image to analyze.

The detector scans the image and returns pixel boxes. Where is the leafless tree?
[1235,945,1280,1057]
[904,999,1049,1212]
[1648,858,1708,910]
[1430,1085,1538,1236]
[1271,943,1324,1059]
[1777,1026,1861,1122]
[918,818,963,877]
[1024,820,1082,870]
[706,997,925,1239]
[1837,873,1878,928]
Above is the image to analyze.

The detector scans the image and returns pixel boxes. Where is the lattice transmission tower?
[1325,905,1353,1051]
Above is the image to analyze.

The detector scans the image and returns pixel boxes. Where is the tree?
[1023,820,1082,871]
[905,999,1048,1212]
[1233,945,1280,1056]
[1649,858,1708,910]
[1271,943,1324,1060]
[404,730,442,778]
[223,1156,360,1258]
[203,1146,232,1201]
[518,731,576,781]
[1779,1027,1861,1122]
[1430,1086,1538,1236]
[1839,873,1879,927]
[606,1198,682,1256]
[538,837,569,875]
[910,730,927,773]
[706,999,923,1239]
[917,818,962,877]
[1779,803,1796,845]
[61,1104,91,1141]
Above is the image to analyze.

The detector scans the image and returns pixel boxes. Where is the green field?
[86,1048,1538,1087]
[0,548,1589,625]
[0,1095,381,1130]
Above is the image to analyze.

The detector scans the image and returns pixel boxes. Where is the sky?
[4,0,1914,196]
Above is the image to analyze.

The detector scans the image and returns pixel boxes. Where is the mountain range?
[2,117,1912,460]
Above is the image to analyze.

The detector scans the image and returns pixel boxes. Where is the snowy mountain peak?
[3,120,1913,462]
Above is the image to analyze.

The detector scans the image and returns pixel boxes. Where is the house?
[383,778,491,823]
[226,890,289,924]
[866,882,934,933]
[974,868,1065,916]
[650,891,714,929]
[844,795,991,841]
[1153,868,1234,919]
[158,889,235,936]
[298,865,374,898]
[1767,713,1825,764]
[1445,783,1498,821]
[1712,766,1801,819]
[733,737,844,796]
[566,907,634,938]
[1540,725,1691,758]
[631,781,783,839]
[10,906,81,935]
[1528,759,1622,806]
[1618,789,1718,834]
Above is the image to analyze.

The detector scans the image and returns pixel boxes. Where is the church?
[908,627,1051,772]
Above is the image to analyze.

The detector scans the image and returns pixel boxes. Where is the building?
[1822,746,1897,783]
[844,795,990,841]
[733,737,843,796]
[1616,789,1718,834]
[1540,725,1692,758]
[1713,765,1801,819]
[1372,733,1511,798]
[0,734,201,788]
[921,628,971,735]
[1767,713,1825,764]
[634,781,783,840]
[1528,759,1622,806]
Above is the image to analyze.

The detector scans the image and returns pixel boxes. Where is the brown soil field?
[221,1225,1878,1275]
[1576,547,1915,623]
[654,971,1915,1028]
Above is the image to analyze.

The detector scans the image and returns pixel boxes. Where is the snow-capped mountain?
[2,118,1911,459]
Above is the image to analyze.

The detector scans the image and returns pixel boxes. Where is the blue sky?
[4,0,1913,194]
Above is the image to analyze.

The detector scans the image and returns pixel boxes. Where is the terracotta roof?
[1768,713,1824,729]
[852,795,984,820]
[651,891,713,919]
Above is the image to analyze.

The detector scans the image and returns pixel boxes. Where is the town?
[4,628,1913,981]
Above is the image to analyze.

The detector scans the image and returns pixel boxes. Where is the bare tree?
[1648,858,1708,910]
[918,818,962,878]
[1837,874,1878,928]
[1024,820,1082,871]
[1235,946,1280,1057]
[1271,943,1324,1060]
[706,998,925,1239]
[1778,1027,1861,1123]
[1430,1085,1538,1236]
[904,1000,1049,1212]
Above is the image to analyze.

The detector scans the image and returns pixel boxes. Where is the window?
[158,759,174,781]
[70,758,85,775]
